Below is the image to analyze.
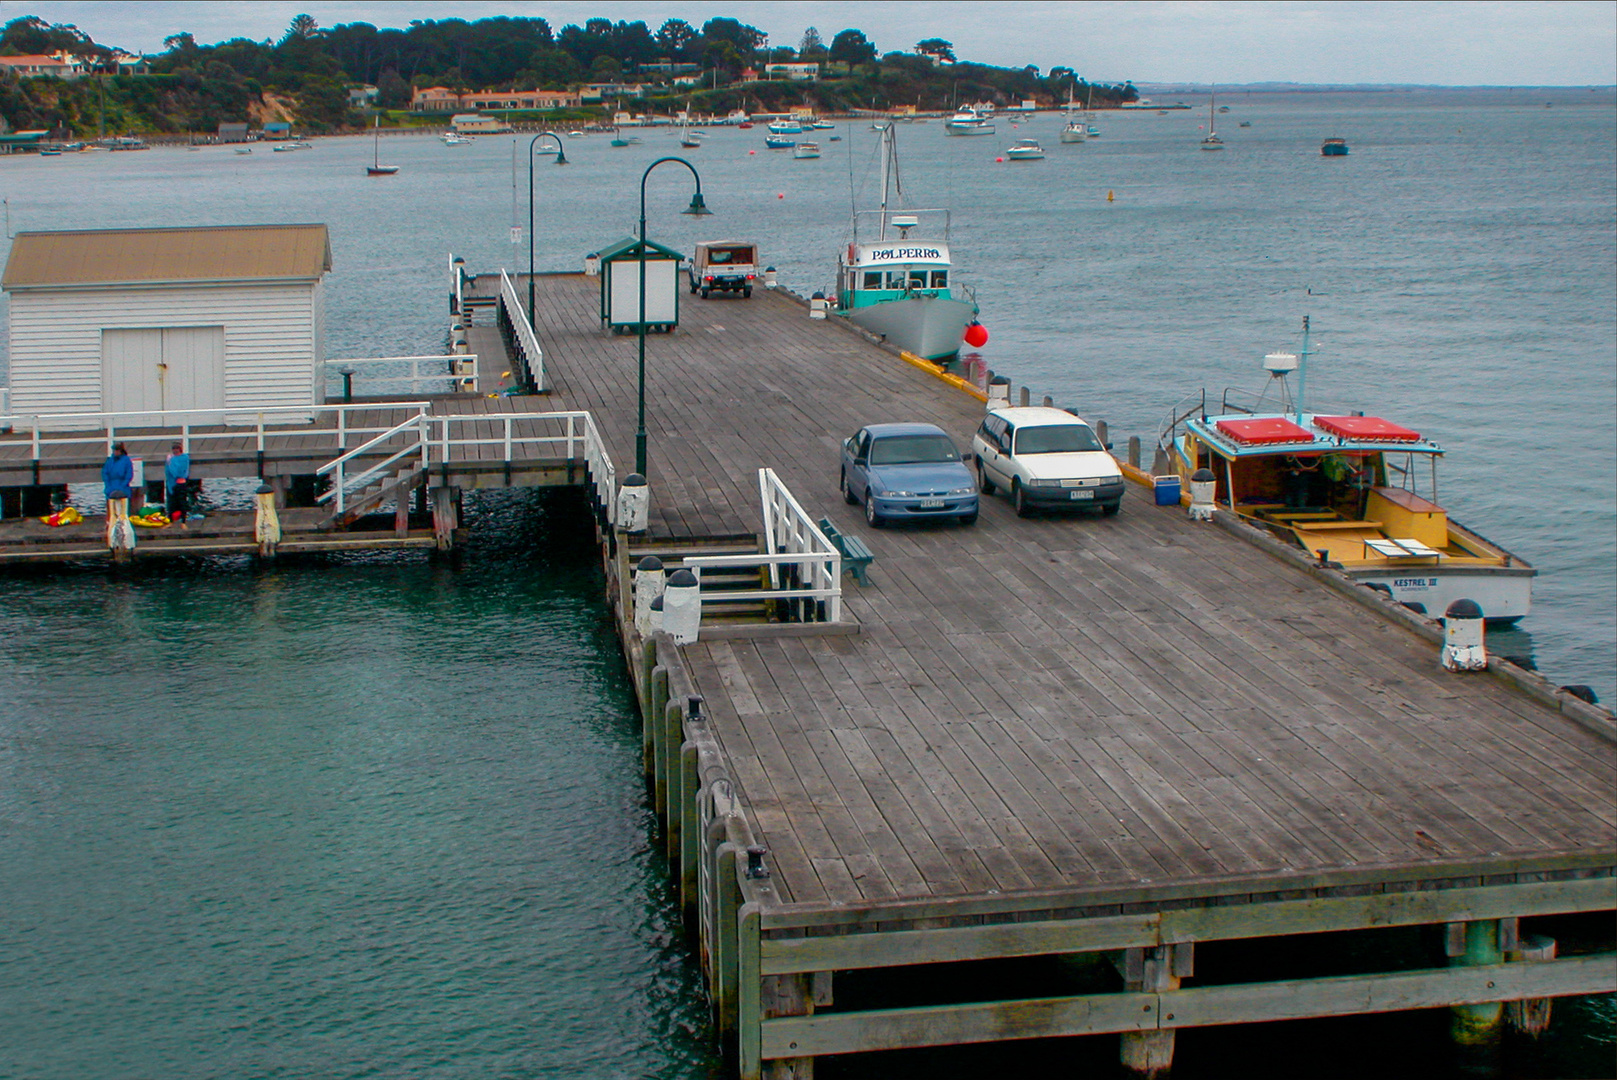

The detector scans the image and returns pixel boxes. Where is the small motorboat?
[1321,137,1349,156]
[793,142,821,159]
[1005,139,1045,160]
[764,135,796,149]
[234,147,253,155]
[441,132,473,146]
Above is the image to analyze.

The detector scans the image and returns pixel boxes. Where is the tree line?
[0,12,1135,135]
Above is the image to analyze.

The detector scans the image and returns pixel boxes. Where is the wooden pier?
[501,271,1614,1077]
[3,265,1610,1076]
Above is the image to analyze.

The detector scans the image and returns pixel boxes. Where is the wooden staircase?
[460,294,499,326]
[628,534,774,624]
[318,465,426,529]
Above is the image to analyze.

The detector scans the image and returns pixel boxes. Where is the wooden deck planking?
[515,271,1612,906]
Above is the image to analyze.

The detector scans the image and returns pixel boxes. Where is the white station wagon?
[971,406,1125,517]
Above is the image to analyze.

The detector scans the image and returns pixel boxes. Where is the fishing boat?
[366,117,398,175]
[792,142,821,159]
[1200,91,1225,150]
[811,121,836,130]
[944,107,995,136]
[833,125,979,362]
[441,132,473,146]
[1322,137,1350,156]
[767,120,804,136]
[764,134,796,149]
[1156,319,1534,622]
[1005,139,1045,160]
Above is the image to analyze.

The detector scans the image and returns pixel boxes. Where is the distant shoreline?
[1135,83,1617,93]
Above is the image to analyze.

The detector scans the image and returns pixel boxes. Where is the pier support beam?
[1506,933,1558,1037]
[105,496,135,562]
[762,972,816,1080]
[254,484,281,558]
[1446,920,1504,1047]
[431,487,459,550]
[1119,944,1183,1079]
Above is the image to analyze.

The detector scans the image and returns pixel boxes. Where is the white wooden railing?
[326,355,479,395]
[315,409,431,516]
[428,409,616,524]
[685,468,843,623]
[499,268,546,392]
[0,401,434,459]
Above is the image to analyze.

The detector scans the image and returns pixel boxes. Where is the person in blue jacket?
[102,443,133,501]
[164,442,192,520]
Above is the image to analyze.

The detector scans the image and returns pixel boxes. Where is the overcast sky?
[6,1,1615,85]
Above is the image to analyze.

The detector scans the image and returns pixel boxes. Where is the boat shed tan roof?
[2,224,332,290]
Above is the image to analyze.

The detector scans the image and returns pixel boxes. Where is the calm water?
[0,88,1612,1078]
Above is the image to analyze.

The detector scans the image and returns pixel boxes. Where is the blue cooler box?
[1153,475,1181,505]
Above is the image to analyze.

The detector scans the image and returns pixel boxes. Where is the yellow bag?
[41,507,84,527]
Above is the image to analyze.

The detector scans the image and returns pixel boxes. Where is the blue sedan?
[840,423,980,527]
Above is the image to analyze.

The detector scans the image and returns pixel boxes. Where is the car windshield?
[1015,425,1102,454]
[869,434,960,465]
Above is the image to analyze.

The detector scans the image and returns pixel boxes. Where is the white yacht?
[944,107,995,136]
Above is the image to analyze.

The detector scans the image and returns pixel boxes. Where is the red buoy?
[964,323,989,348]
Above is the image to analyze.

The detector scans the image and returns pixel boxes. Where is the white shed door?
[101,326,226,417]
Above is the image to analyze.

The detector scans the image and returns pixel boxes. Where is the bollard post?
[105,496,135,561]
[1505,935,1557,1037]
[988,375,1011,408]
[1042,394,1053,407]
[647,594,665,636]
[809,292,828,319]
[1128,436,1141,469]
[254,482,281,558]
[1096,419,1110,448]
[1441,599,1487,671]
[1018,386,1030,407]
[1188,467,1217,521]
[763,266,778,290]
[339,367,355,403]
[663,568,701,645]
[634,555,666,638]
[616,473,650,534]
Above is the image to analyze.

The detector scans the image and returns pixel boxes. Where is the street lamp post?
[527,132,568,332]
[635,156,711,477]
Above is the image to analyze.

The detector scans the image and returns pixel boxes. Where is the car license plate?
[1070,490,1094,500]
[919,498,944,509]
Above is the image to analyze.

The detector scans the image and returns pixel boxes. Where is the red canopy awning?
[1214,417,1315,446]
[1314,415,1422,442]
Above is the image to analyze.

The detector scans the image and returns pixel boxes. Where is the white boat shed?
[1,223,332,418]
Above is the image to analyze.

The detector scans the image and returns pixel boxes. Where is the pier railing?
[0,401,434,459]
[325,355,480,396]
[430,409,616,524]
[498,269,546,393]
[684,468,842,623]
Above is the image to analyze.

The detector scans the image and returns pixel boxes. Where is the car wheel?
[977,458,996,495]
[864,492,882,527]
[1013,481,1031,518]
[743,287,753,298]
[700,287,710,299]
[841,470,858,505]
[1102,501,1121,517]
[959,511,978,526]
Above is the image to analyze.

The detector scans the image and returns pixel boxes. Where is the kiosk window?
[930,270,949,288]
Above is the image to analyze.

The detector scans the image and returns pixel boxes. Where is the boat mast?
[878,125,891,241]
[1297,314,1313,424]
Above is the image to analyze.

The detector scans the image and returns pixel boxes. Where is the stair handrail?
[315,409,429,517]
[751,467,842,622]
[499,268,546,392]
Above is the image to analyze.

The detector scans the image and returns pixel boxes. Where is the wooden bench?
[817,516,874,584]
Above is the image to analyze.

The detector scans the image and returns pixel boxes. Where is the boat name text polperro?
[869,247,944,261]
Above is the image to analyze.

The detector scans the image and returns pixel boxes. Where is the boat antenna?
[1297,314,1314,424]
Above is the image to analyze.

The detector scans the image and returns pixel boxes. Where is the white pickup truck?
[688,240,759,298]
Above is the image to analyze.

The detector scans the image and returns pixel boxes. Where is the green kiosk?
[595,236,685,335]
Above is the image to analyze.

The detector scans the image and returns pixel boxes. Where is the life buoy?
[847,243,856,264]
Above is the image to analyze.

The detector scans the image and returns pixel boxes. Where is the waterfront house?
[0,54,87,79]
[1,224,332,420]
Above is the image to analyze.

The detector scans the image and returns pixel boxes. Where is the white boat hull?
[844,295,977,361]
[945,124,995,136]
[1348,560,1534,624]
[1059,128,1086,143]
